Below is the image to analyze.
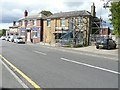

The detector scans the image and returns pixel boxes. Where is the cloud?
[0,0,111,28]
[0,23,12,29]
[64,2,84,8]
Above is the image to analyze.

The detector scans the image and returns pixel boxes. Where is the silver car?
[5,36,10,41]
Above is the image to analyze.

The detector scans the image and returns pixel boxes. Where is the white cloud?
[0,0,111,28]
[0,23,12,29]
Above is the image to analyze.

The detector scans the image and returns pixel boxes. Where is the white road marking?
[0,59,28,88]
[61,58,120,75]
[33,51,47,55]
[45,47,118,61]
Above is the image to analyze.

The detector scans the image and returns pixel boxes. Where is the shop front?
[31,27,41,43]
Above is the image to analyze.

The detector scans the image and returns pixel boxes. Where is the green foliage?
[40,10,53,16]
[2,29,6,36]
[110,1,120,35]
[0,29,7,36]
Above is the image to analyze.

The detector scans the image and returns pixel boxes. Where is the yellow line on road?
[0,54,42,90]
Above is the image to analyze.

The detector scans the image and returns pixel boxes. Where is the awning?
[31,27,39,30]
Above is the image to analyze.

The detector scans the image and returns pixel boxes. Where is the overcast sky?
[0,0,111,29]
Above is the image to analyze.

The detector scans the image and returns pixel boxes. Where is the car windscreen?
[17,37,23,39]
[96,38,107,43]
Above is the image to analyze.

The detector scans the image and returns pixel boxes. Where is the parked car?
[95,38,116,49]
[14,37,25,44]
[5,36,10,41]
[9,35,16,42]
[0,36,6,40]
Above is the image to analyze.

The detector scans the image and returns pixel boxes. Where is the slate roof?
[19,13,47,21]
[46,10,91,19]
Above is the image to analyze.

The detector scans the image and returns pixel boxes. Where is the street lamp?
[103,0,112,9]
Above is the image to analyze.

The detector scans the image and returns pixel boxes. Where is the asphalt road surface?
[1,40,119,88]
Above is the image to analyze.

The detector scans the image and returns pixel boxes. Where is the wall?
[43,16,91,45]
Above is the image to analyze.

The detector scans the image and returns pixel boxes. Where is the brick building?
[18,10,46,43]
[100,26,111,36]
[8,21,19,36]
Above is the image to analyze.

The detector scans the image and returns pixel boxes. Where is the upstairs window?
[22,20,24,26]
[77,17,81,26]
[47,19,51,27]
[33,20,36,26]
[61,18,65,27]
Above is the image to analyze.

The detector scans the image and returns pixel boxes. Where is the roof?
[19,13,47,21]
[9,26,19,28]
[46,10,91,19]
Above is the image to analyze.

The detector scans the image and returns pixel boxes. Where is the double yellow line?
[0,54,42,90]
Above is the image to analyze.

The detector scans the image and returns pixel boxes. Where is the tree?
[40,10,53,16]
[2,29,6,36]
[110,1,120,35]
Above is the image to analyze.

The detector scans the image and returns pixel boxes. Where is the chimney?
[91,2,96,17]
[13,21,16,26]
[24,10,28,17]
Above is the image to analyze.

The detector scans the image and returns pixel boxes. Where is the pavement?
[27,42,119,58]
[69,46,118,56]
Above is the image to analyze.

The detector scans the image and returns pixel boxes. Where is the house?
[8,21,19,36]
[18,10,46,43]
[43,3,98,46]
[16,3,99,46]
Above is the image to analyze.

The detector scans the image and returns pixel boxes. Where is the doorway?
[26,30,31,42]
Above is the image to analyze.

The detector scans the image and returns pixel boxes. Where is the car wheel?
[107,45,111,50]
[96,46,99,49]
[114,44,116,49]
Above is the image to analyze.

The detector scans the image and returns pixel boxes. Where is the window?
[33,20,36,26]
[20,31,25,36]
[55,33,66,39]
[47,19,51,27]
[32,31,37,37]
[77,17,81,26]
[19,21,22,26]
[22,20,24,26]
[27,20,30,26]
[61,18,65,26]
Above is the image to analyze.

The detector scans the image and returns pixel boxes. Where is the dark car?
[95,38,116,49]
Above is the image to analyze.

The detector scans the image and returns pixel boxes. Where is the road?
[1,40,119,88]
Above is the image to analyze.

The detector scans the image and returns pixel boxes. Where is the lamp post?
[61,28,64,36]
[103,0,113,48]
[103,0,112,9]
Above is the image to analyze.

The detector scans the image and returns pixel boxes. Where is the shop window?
[32,31,37,37]
[20,31,25,36]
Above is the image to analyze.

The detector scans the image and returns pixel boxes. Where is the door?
[27,31,31,42]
